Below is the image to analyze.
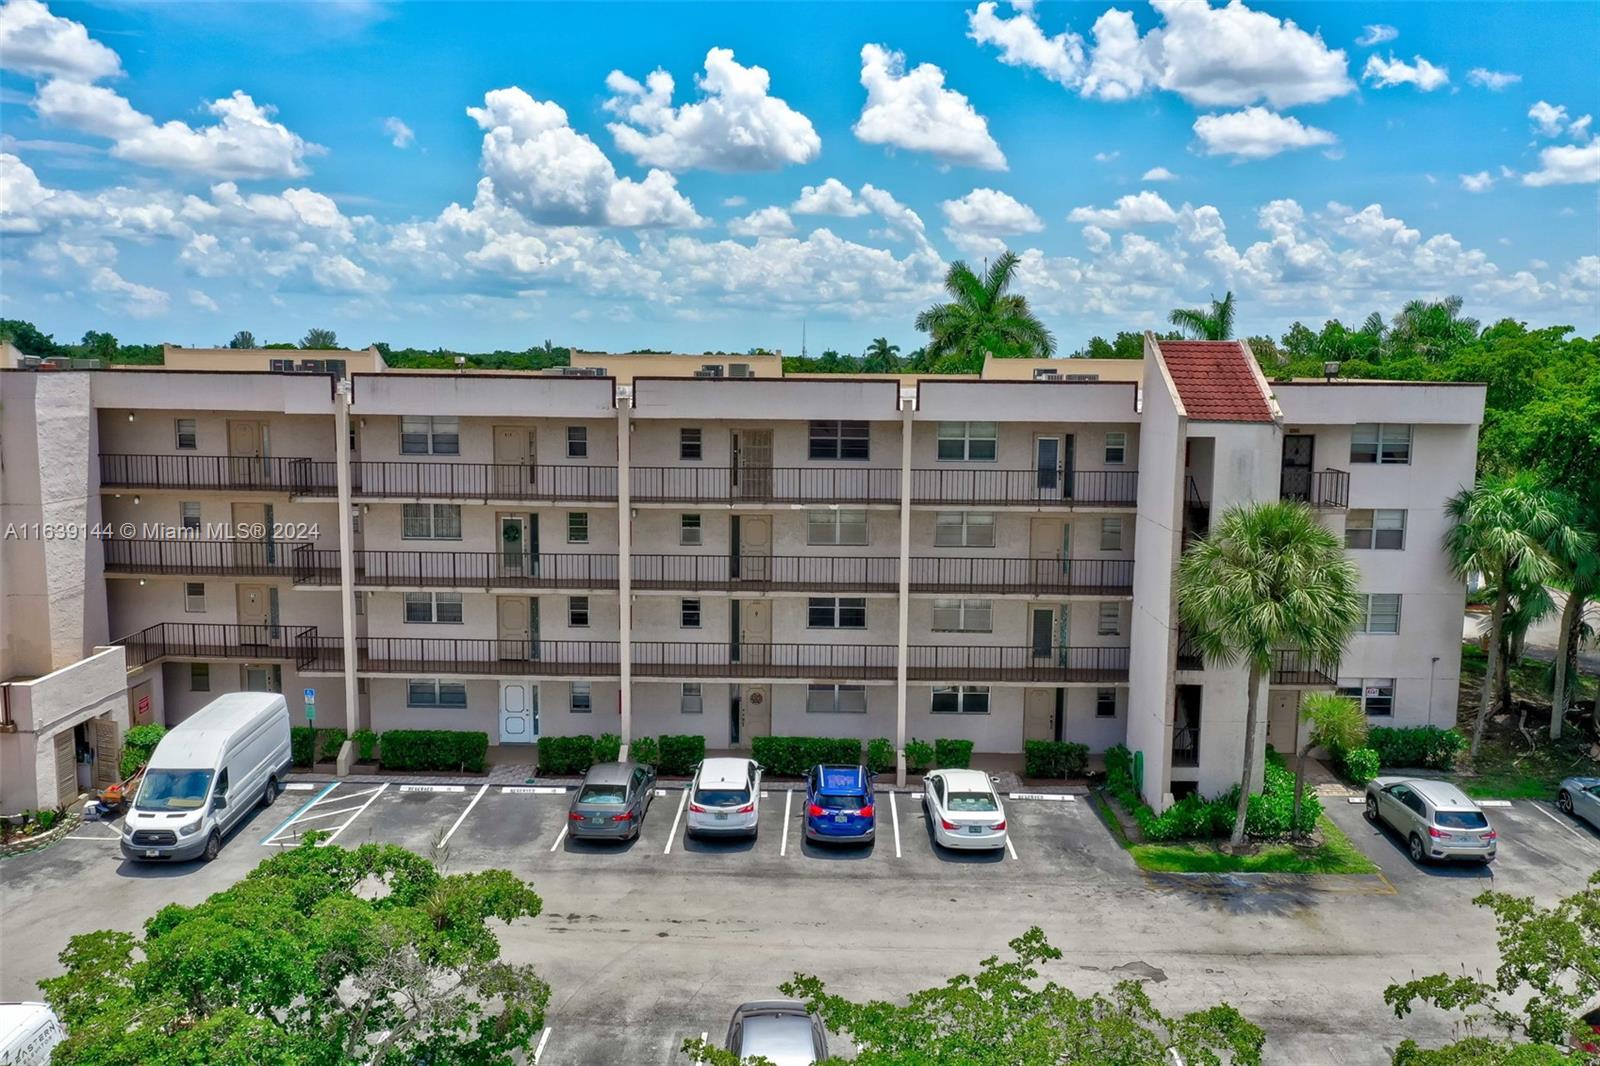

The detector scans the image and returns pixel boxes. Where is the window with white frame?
[571,682,592,714]
[680,599,702,628]
[680,513,703,546]
[1337,678,1395,717]
[936,421,998,461]
[931,598,992,633]
[806,684,867,714]
[1358,593,1402,634]
[190,663,210,693]
[569,595,590,628]
[402,503,461,540]
[174,418,197,450]
[566,426,588,458]
[404,591,463,624]
[679,427,703,461]
[407,679,467,708]
[184,582,205,612]
[1104,431,1127,464]
[1350,423,1412,464]
[931,685,990,714]
[934,511,995,548]
[807,508,869,546]
[1099,517,1123,551]
[180,501,201,531]
[567,512,589,544]
[1345,509,1407,550]
[808,597,867,629]
[400,416,458,455]
[1097,601,1122,636]
[1096,688,1117,718]
[680,683,703,714]
[808,420,870,461]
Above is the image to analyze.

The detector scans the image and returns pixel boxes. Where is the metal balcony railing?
[104,538,317,577]
[289,547,619,589]
[296,637,622,676]
[113,622,317,667]
[631,642,899,680]
[630,466,901,505]
[277,460,620,501]
[1270,649,1339,686]
[905,645,1129,683]
[909,469,1137,507]
[99,454,331,494]
[631,554,898,593]
[1176,627,1203,670]
[1280,468,1350,510]
[907,557,1133,595]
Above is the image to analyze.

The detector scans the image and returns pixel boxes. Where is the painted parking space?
[260,782,387,848]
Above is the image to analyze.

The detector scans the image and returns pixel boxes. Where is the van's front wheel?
[259,776,277,809]
[202,832,221,862]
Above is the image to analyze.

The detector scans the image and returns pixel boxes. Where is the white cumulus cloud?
[940,187,1043,235]
[384,116,415,148]
[1067,190,1178,228]
[854,43,1006,170]
[792,177,870,217]
[1362,53,1449,91]
[1522,142,1600,187]
[1459,171,1495,193]
[727,205,794,237]
[966,1,1085,86]
[1142,166,1178,181]
[90,265,168,317]
[1192,107,1337,160]
[1466,68,1520,91]
[0,0,121,80]
[1355,24,1398,47]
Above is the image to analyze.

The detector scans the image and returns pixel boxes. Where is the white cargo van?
[121,692,292,862]
[0,1003,64,1066]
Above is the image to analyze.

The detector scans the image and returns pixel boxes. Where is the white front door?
[500,680,538,744]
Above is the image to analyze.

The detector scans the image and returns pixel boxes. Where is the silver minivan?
[686,757,762,840]
[1364,776,1497,864]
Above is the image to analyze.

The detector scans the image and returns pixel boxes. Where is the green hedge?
[866,738,895,774]
[934,738,974,769]
[537,735,596,775]
[291,727,348,768]
[593,733,623,765]
[656,734,705,776]
[904,739,935,774]
[1103,745,1320,842]
[750,736,863,777]
[353,729,379,763]
[120,724,167,779]
[1367,726,1466,770]
[380,730,488,773]
[1342,747,1380,785]
[629,736,660,767]
[1023,740,1090,779]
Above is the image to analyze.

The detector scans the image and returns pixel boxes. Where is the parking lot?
[3,776,1596,1065]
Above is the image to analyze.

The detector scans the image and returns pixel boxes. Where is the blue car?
[804,764,876,844]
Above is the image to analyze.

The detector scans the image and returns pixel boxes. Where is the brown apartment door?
[732,429,773,500]
[92,717,121,789]
[227,420,265,486]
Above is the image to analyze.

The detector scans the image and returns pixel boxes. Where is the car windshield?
[1436,810,1489,830]
[577,784,627,805]
[135,769,214,812]
[695,788,750,807]
[815,793,868,810]
[946,791,998,812]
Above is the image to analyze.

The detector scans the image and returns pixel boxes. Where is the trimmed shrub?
[1342,747,1380,785]
[380,730,488,773]
[866,738,895,774]
[537,735,595,776]
[120,724,167,779]
[318,728,348,763]
[1102,744,1317,841]
[290,727,315,768]
[656,734,706,776]
[353,728,379,763]
[593,733,623,765]
[751,736,863,777]
[1367,726,1466,771]
[904,739,935,774]
[934,738,974,769]
[1023,740,1090,779]
[629,735,660,768]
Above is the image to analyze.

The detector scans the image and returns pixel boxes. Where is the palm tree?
[1444,474,1585,756]
[1547,499,1599,740]
[862,337,901,373]
[1167,291,1237,341]
[1177,501,1363,847]
[301,328,339,350]
[1388,296,1479,360]
[1292,692,1368,836]
[228,330,256,349]
[914,252,1055,372]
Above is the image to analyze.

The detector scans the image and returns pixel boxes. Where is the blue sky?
[1,0,1596,356]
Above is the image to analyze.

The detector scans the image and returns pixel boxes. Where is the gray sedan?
[567,761,656,841]
[1557,776,1600,830]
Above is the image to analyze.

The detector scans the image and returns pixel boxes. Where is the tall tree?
[914,252,1055,372]
[228,330,257,349]
[1546,500,1599,740]
[1444,474,1584,756]
[1168,291,1237,341]
[1388,295,1480,361]
[80,330,118,361]
[862,336,901,372]
[300,327,339,349]
[1177,501,1363,847]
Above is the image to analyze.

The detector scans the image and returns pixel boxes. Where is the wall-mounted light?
[138,579,146,587]
[127,412,135,422]
[132,495,140,505]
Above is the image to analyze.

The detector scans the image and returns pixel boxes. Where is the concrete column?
[333,380,358,775]
[617,392,633,759]
[895,395,914,786]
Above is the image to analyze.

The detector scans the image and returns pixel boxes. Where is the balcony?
[1270,649,1338,686]
[1176,627,1203,670]
[114,622,316,668]
[297,637,621,677]
[341,461,619,502]
[632,554,897,593]
[633,642,898,680]
[631,466,900,505]
[291,548,619,590]
[906,645,1129,683]
[908,557,1133,596]
[105,538,323,578]
[100,454,333,494]
[910,469,1137,508]
[1280,468,1350,510]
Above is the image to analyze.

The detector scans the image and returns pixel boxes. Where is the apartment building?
[0,336,1484,811]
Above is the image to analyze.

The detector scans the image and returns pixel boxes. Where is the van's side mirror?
[212,795,228,811]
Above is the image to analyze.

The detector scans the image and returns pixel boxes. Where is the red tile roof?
[1156,340,1274,423]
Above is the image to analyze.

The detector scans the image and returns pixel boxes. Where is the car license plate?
[967,825,985,834]
[145,849,160,857]
[715,812,729,821]
[589,817,606,825]
[834,814,849,823]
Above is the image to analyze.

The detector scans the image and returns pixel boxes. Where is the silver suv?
[1364,776,1497,864]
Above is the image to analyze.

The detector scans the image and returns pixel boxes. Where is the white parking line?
[664,787,688,854]
[261,781,339,845]
[550,823,568,852]
[781,789,792,856]
[284,782,317,791]
[533,1026,552,1063]
[1530,801,1600,847]
[317,783,390,846]
[440,784,488,847]
[889,791,902,858]
[64,834,121,842]
[1005,835,1019,862]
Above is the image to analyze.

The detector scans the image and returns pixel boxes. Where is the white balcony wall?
[351,374,616,419]
[915,381,1139,424]
[97,408,337,460]
[358,413,617,466]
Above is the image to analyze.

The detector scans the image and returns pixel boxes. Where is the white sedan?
[923,768,1007,851]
